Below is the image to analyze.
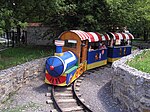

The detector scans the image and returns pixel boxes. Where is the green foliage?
[127,50,150,73]
[0,8,14,33]
[0,0,149,39]
[106,0,150,40]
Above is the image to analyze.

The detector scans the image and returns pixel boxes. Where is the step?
[65,66,78,74]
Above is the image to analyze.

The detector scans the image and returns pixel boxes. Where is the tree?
[0,0,150,40]
[0,8,15,33]
[106,0,150,40]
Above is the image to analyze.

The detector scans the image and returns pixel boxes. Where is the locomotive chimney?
[54,40,64,56]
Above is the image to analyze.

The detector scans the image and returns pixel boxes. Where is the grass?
[0,46,54,70]
[1,102,40,112]
[127,50,150,73]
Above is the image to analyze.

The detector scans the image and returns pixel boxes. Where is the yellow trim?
[107,58,120,62]
[54,53,64,56]
[56,82,67,86]
[87,60,107,70]
[45,78,50,84]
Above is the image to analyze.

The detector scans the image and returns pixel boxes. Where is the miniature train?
[45,30,134,86]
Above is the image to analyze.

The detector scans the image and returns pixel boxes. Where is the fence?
[0,30,27,49]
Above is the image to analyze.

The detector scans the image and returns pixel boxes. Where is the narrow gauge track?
[46,64,111,112]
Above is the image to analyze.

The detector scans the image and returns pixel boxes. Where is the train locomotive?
[45,30,134,86]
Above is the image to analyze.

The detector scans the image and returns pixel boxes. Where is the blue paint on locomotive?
[45,51,78,77]
[56,46,63,53]
[46,57,64,77]
[107,46,132,58]
[66,69,77,84]
[87,49,107,64]
[60,51,77,69]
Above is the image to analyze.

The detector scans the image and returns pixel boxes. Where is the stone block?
[140,97,150,109]
[136,77,145,86]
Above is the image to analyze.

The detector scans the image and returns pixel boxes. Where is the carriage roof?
[70,30,110,42]
[70,30,134,42]
[59,30,134,43]
[108,32,134,40]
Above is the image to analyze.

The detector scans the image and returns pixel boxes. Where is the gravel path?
[79,66,128,112]
[0,66,127,112]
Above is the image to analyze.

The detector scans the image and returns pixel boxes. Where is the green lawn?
[0,46,54,70]
[127,50,150,73]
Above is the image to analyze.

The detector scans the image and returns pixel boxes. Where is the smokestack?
[54,40,64,56]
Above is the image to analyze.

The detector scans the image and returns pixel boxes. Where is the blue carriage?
[107,32,134,62]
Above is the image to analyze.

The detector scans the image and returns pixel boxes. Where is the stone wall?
[0,57,47,103]
[112,50,150,112]
[26,26,53,45]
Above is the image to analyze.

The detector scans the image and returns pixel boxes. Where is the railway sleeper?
[45,92,51,97]
[54,87,72,92]
[55,93,81,97]
[79,77,84,80]
[57,98,84,103]
[61,106,84,112]
[75,83,81,86]
[76,79,82,83]
[46,99,53,104]
[75,87,80,91]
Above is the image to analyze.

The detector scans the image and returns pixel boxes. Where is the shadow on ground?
[98,81,129,112]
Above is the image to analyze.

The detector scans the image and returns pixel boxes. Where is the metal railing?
[0,30,27,49]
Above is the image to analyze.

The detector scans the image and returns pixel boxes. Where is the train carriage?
[107,32,134,62]
[45,30,110,86]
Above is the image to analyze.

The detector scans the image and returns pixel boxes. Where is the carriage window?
[65,40,77,48]
[89,42,99,51]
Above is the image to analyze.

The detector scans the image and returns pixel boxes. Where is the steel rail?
[51,86,63,112]
[72,80,93,112]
